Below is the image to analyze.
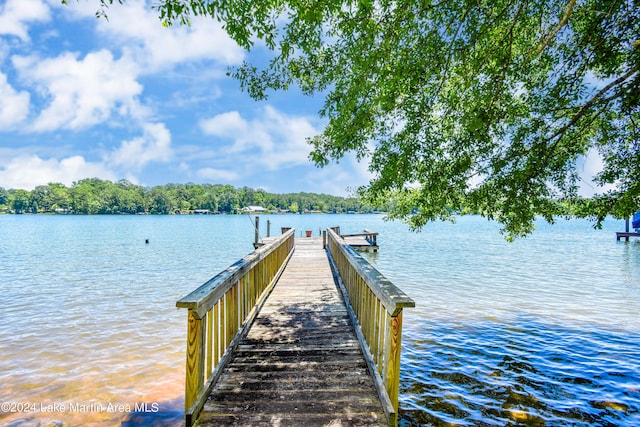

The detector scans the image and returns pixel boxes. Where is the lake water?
[0,214,638,426]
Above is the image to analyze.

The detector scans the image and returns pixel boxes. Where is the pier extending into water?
[616,232,640,241]
[253,218,379,252]
[176,227,414,426]
[335,227,379,252]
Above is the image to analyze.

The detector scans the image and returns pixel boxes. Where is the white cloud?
[108,123,172,170]
[258,107,319,169]
[187,105,374,195]
[0,154,116,190]
[57,0,243,72]
[0,72,30,129]
[199,111,248,137]
[0,123,172,190]
[199,106,320,170]
[12,50,143,131]
[197,167,240,181]
[0,0,50,42]
[3,0,242,135]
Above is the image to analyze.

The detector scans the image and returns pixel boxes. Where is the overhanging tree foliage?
[85,0,638,238]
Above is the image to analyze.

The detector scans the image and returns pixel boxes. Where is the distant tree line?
[0,179,379,215]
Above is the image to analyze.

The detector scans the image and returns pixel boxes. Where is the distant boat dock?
[176,227,414,426]
[334,227,379,252]
[616,232,640,241]
[253,218,379,252]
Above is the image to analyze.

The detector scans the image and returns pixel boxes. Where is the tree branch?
[548,68,637,147]
[529,0,577,59]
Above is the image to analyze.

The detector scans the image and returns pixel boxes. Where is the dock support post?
[267,220,271,237]
[626,217,630,241]
[254,216,259,246]
[323,230,327,248]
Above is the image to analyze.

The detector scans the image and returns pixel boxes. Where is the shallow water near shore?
[1,214,638,426]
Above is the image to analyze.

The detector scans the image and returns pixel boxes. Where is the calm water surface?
[1,214,638,426]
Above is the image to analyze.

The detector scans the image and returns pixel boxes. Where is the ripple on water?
[399,316,640,426]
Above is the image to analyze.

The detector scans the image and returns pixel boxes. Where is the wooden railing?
[176,228,295,426]
[326,227,415,426]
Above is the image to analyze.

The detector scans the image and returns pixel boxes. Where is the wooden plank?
[196,237,387,427]
[200,399,384,418]
[207,390,382,403]
[206,309,213,376]
[212,369,375,383]
[214,374,376,391]
[342,235,379,252]
[197,413,387,426]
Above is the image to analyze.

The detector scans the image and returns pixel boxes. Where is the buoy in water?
[145,239,149,244]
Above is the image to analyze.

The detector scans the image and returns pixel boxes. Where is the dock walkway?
[195,238,387,426]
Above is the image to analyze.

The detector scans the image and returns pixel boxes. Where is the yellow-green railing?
[176,228,295,426]
[326,227,415,426]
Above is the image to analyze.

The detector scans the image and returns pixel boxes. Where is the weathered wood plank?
[212,370,375,384]
[208,390,383,403]
[200,399,385,418]
[195,237,387,427]
[214,376,376,392]
[197,413,387,427]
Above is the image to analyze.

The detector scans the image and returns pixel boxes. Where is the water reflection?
[399,316,640,426]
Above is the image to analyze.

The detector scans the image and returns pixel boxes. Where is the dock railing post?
[254,216,259,246]
[185,310,205,411]
[382,310,403,425]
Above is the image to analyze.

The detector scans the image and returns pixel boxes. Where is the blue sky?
[0,0,371,195]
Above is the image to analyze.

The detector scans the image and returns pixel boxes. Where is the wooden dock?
[177,228,414,427]
[617,232,640,241]
[196,238,387,426]
[252,220,379,252]
[340,229,379,252]
[616,216,640,241]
